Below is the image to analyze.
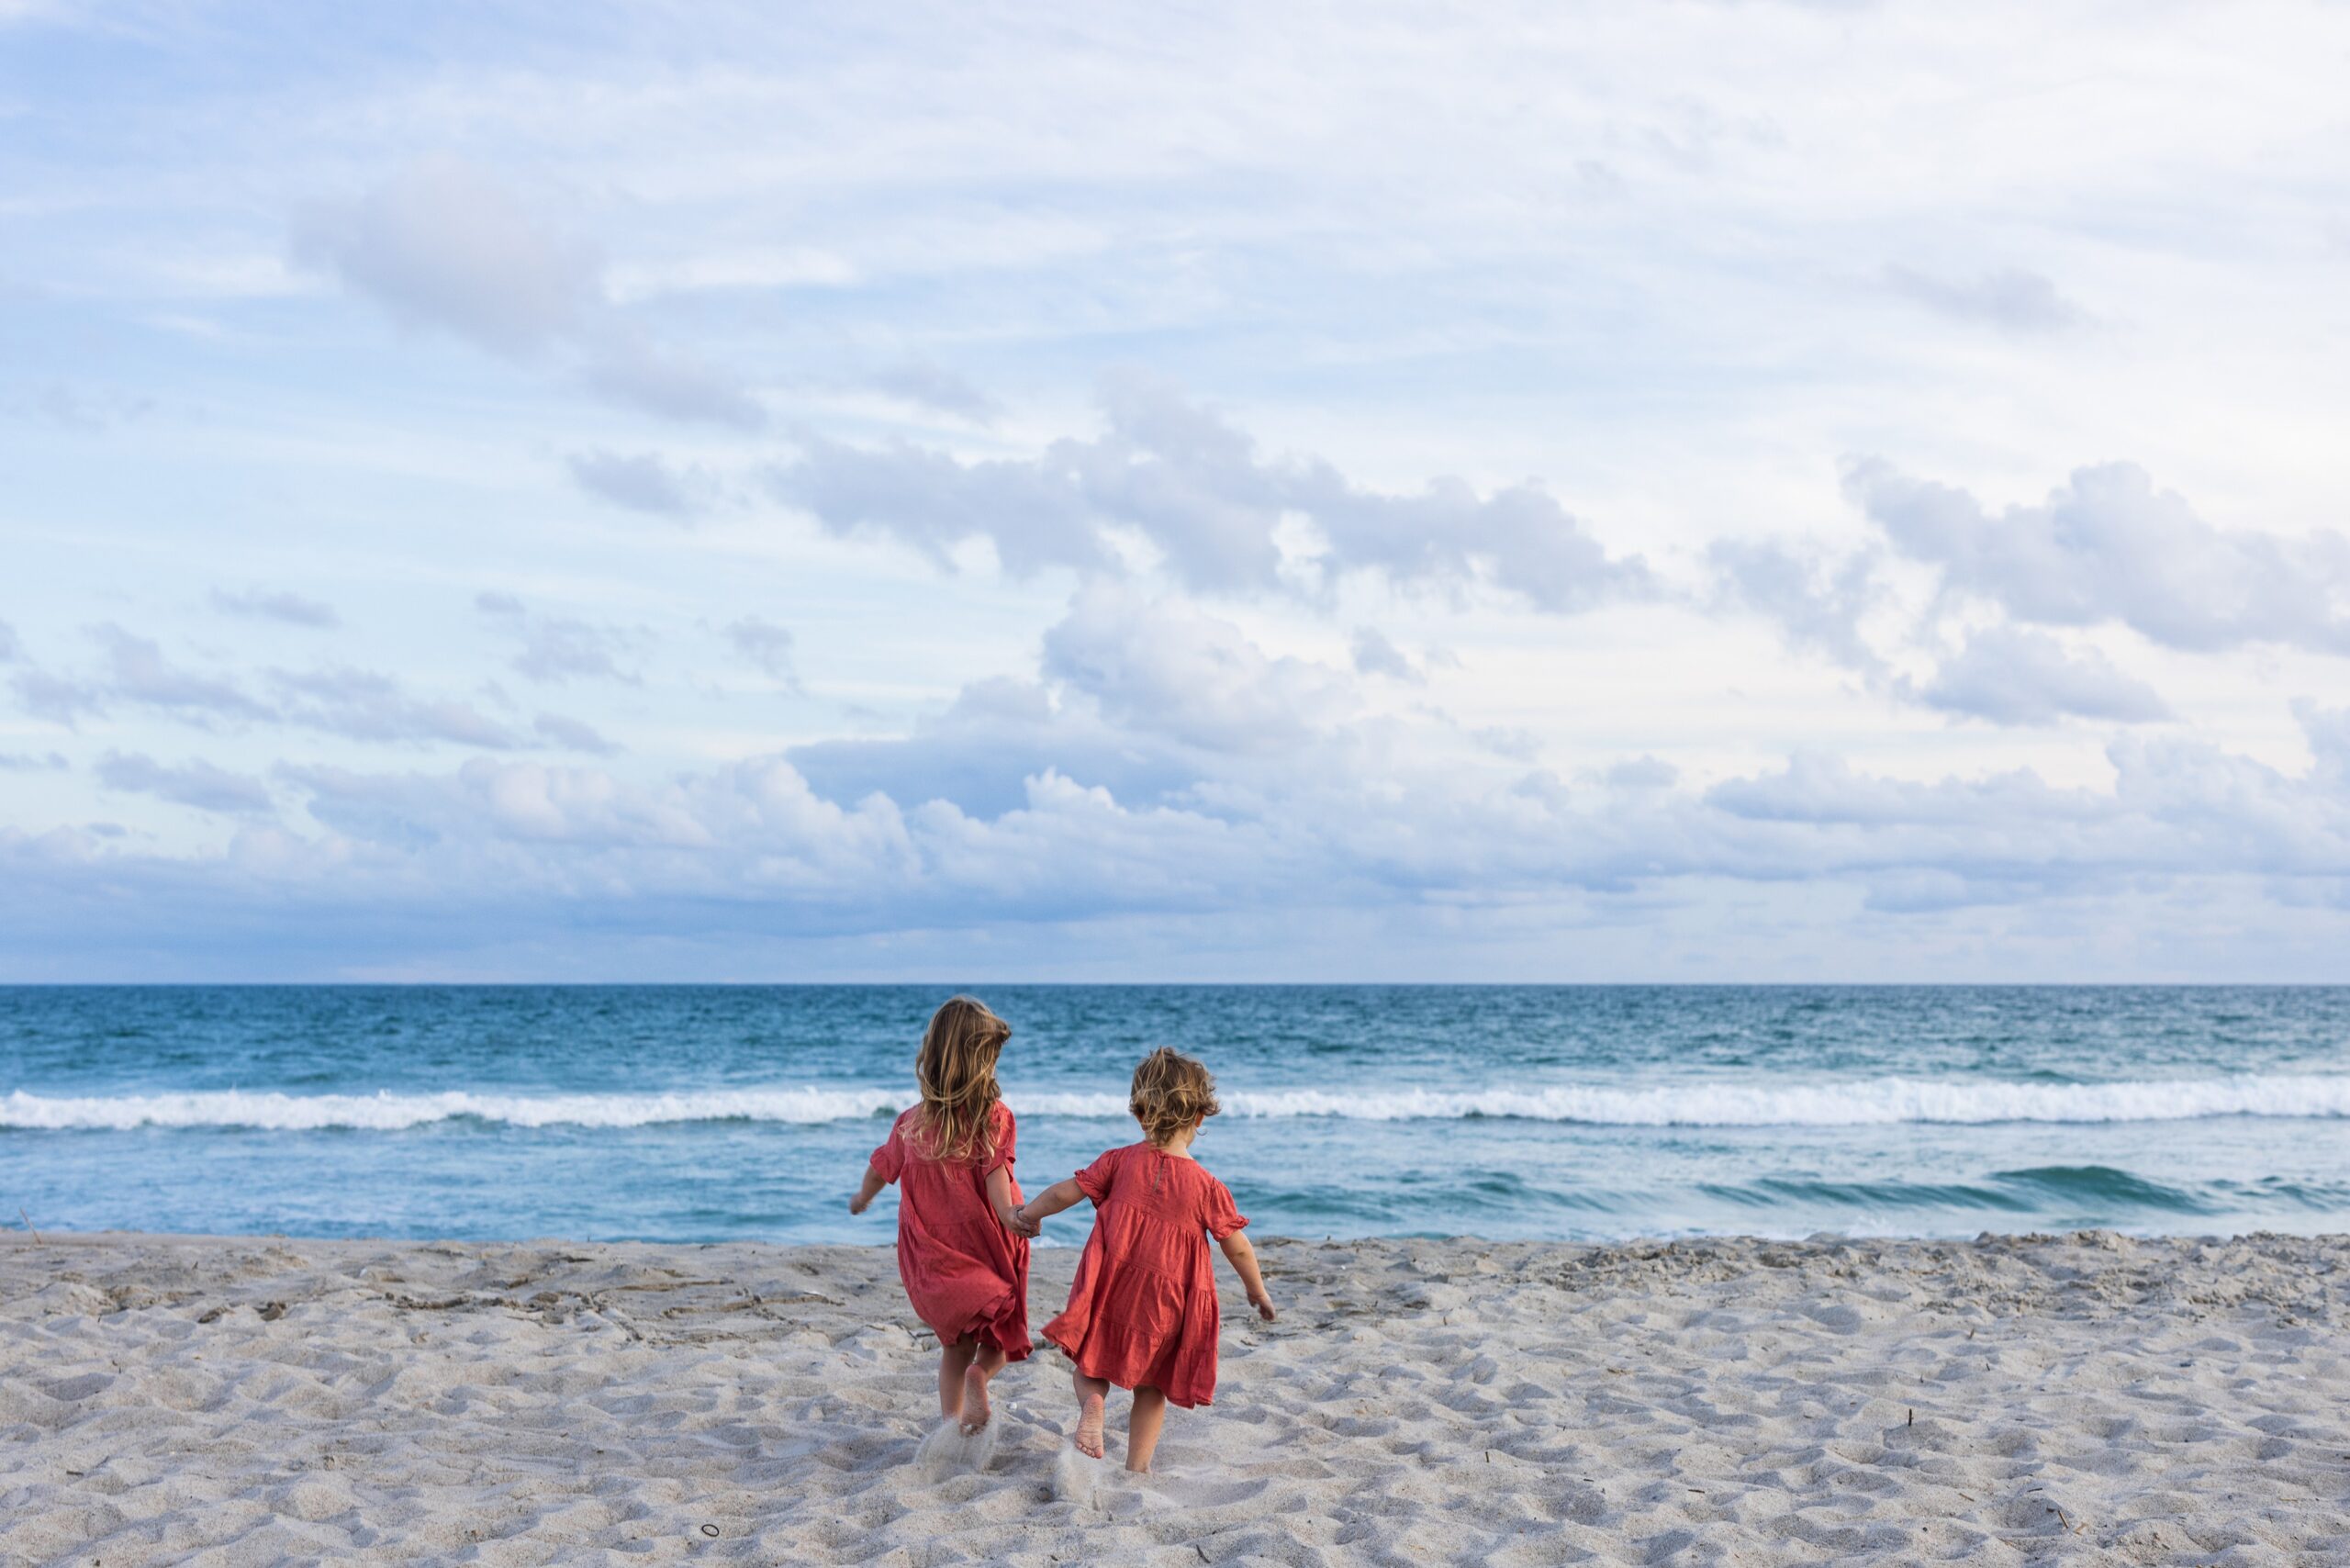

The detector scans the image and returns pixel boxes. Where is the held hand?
[1003,1204,1041,1238]
[1249,1292,1277,1323]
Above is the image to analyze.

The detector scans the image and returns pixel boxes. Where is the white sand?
[5,1229,2347,1565]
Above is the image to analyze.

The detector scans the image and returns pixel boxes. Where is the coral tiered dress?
[869,1102,1031,1359]
[1043,1143,1248,1408]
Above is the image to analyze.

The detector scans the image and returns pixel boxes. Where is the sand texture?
[5,1229,2349,1565]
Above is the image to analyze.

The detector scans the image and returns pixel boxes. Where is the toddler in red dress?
[850,996,1036,1436]
[1015,1047,1276,1472]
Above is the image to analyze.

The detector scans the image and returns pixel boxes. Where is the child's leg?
[937,1339,978,1419]
[1070,1370,1111,1459]
[1126,1385,1169,1473]
[957,1344,1009,1433]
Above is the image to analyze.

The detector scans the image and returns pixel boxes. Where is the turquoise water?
[6,985,2349,1244]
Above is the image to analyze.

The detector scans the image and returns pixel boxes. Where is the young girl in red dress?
[1014,1047,1276,1472]
[849,996,1035,1436]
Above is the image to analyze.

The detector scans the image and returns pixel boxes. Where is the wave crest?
[9,1073,2350,1132]
[1225,1075,2350,1126]
[0,1087,904,1132]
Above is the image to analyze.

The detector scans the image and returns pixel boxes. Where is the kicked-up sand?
[4,1228,2347,1565]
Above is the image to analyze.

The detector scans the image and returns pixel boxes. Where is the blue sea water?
[6,985,2350,1246]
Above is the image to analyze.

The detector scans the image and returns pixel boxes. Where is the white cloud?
[4,622,555,751]
[566,449,706,518]
[1348,626,1421,683]
[13,3,2350,976]
[294,159,763,428]
[1707,460,2350,731]
[770,433,1107,577]
[789,676,1193,820]
[1706,752,2092,830]
[1606,756,1678,790]
[532,712,621,756]
[1040,583,1352,754]
[2298,699,2350,793]
[723,617,797,681]
[1909,626,2171,727]
[210,588,341,629]
[866,362,1001,423]
[270,666,522,748]
[475,597,647,685]
[1884,265,2085,333]
[579,325,764,430]
[769,376,1647,609]
[6,699,2344,976]
[95,751,274,816]
[1707,538,1886,676]
[1847,459,2350,655]
[88,623,273,723]
[293,159,598,358]
[9,667,104,725]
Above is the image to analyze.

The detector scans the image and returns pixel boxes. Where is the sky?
[3,0,2349,981]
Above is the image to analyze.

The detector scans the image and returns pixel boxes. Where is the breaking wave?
[10,1072,2350,1131]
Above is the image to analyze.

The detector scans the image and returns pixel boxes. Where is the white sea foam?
[9,1074,2350,1131]
[0,1086,905,1132]
[1216,1076,2350,1126]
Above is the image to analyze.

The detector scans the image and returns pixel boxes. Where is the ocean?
[6,985,2349,1246]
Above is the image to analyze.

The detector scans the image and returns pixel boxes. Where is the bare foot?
[1072,1388,1107,1460]
[958,1361,992,1435]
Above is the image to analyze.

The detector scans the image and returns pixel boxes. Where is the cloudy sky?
[5,0,2349,980]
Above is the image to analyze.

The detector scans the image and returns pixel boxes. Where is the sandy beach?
[5,1229,2347,1565]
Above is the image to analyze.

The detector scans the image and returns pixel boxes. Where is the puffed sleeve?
[869,1113,908,1183]
[1073,1147,1120,1204]
[982,1103,1018,1176]
[1203,1174,1248,1240]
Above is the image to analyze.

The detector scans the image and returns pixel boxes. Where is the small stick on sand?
[17,1208,38,1245]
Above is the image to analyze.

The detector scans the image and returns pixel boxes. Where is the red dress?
[1042,1143,1248,1409]
[869,1102,1031,1360]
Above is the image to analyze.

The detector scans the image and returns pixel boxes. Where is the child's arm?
[1217,1231,1276,1322]
[986,1166,1037,1237]
[1012,1176,1088,1233]
[847,1162,888,1215]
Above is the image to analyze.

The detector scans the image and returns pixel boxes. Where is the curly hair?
[1129,1046,1220,1147]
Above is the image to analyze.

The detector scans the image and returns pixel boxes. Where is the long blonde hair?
[912,996,1013,1161]
[1130,1046,1220,1147]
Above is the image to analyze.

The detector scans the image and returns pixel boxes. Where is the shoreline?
[6,1230,2348,1563]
